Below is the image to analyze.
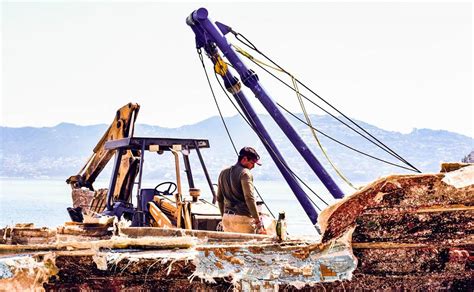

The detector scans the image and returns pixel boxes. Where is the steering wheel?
[154,181,177,196]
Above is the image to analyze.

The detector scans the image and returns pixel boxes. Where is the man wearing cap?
[217,147,266,234]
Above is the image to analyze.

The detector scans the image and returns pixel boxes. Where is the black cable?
[215,53,340,239]
[243,41,420,172]
[198,50,277,218]
[245,56,420,173]
[233,32,421,173]
[214,74,327,211]
[211,61,336,209]
[213,71,329,210]
[296,80,421,173]
[230,55,420,175]
[197,49,238,154]
[277,103,418,172]
[200,46,331,216]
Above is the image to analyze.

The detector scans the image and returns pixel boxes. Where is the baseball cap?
[239,146,262,166]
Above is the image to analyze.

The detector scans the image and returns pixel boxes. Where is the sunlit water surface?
[0,178,360,238]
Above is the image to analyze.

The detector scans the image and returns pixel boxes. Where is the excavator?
[66,102,141,221]
[66,102,222,231]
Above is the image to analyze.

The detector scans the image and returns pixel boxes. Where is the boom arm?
[66,102,140,191]
[187,8,345,226]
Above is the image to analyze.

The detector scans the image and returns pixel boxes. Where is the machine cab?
[103,137,222,231]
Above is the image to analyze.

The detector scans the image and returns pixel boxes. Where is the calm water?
[0,178,357,237]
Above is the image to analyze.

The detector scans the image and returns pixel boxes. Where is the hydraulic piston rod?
[187,8,345,200]
[188,10,320,225]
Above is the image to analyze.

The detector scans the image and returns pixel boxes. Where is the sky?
[1,1,473,137]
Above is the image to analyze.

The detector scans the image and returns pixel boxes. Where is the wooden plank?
[120,227,271,241]
[0,237,195,252]
[352,239,474,249]
[362,205,474,215]
[353,209,473,243]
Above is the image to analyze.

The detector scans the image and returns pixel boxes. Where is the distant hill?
[1,114,472,186]
[462,151,474,163]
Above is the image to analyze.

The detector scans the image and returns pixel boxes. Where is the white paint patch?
[92,254,108,271]
[442,165,474,189]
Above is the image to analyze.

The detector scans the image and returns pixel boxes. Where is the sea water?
[0,178,357,237]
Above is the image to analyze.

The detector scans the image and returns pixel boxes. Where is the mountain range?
[1,114,472,186]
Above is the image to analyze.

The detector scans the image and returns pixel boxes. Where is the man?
[217,147,265,234]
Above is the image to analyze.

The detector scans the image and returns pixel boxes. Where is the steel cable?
[232,31,421,173]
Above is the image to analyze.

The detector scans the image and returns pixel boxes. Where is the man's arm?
[240,170,259,220]
[216,172,224,216]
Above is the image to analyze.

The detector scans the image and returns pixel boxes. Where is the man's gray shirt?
[216,163,259,219]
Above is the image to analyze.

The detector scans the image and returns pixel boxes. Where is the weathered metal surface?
[280,272,472,291]
[352,208,473,243]
[320,169,474,242]
[0,235,356,290]
[192,239,356,289]
[120,226,271,241]
[71,188,108,213]
[315,164,474,290]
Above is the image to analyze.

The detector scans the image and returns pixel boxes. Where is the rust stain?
[248,246,264,254]
[229,257,244,265]
[263,282,273,289]
[212,248,243,265]
[212,248,225,260]
[215,261,223,269]
[227,247,240,254]
[283,264,302,276]
[302,265,313,277]
[292,249,310,260]
[292,242,327,260]
[320,264,337,278]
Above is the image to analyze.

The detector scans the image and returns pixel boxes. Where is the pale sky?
[1,1,473,137]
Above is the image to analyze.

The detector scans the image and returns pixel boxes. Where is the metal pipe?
[187,14,319,225]
[182,150,195,188]
[134,141,147,226]
[229,89,320,224]
[106,148,124,210]
[136,141,146,213]
[193,141,218,205]
[170,149,183,202]
[189,8,344,200]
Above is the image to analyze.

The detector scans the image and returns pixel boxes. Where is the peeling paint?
[442,165,474,188]
[192,237,356,288]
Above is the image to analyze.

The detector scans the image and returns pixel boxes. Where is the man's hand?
[255,219,267,235]
[257,226,267,235]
